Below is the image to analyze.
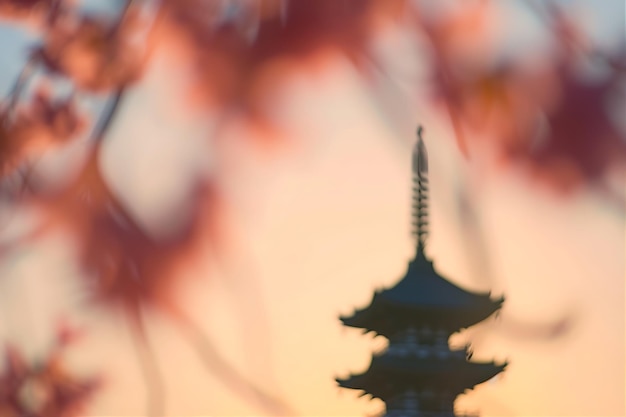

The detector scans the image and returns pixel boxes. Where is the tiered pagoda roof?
[336,127,507,417]
[337,244,506,403]
[340,249,504,337]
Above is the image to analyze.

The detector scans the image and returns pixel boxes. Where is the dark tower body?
[337,128,506,417]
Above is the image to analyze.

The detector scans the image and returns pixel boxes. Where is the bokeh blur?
[0,0,624,416]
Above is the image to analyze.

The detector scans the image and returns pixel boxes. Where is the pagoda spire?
[412,126,429,254]
[336,125,507,417]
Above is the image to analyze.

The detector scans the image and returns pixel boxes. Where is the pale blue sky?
[0,0,623,96]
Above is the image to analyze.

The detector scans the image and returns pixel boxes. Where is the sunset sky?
[0,1,624,416]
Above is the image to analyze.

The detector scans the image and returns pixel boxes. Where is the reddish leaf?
[0,0,49,19]
[38,10,150,92]
[0,328,100,417]
[27,149,213,318]
[0,86,85,178]
[162,0,406,135]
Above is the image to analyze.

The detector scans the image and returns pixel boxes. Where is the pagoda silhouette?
[336,127,507,417]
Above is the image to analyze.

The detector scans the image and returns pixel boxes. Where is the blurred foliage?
[0,0,623,415]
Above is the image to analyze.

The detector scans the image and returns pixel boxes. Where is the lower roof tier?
[336,354,506,400]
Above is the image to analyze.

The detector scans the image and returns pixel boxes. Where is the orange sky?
[0,7,624,416]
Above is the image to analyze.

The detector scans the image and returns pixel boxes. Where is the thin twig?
[2,55,37,119]
[524,0,626,71]
[91,87,125,147]
[409,9,470,157]
[165,302,297,416]
[455,183,579,341]
[46,0,64,27]
[111,0,135,34]
[205,223,285,399]
[127,308,167,417]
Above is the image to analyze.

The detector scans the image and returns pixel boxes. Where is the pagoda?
[336,127,507,417]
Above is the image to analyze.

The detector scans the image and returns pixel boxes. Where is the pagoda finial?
[412,126,429,252]
[336,125,507,416]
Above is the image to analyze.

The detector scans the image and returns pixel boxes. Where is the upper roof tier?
[340,249,504,337]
